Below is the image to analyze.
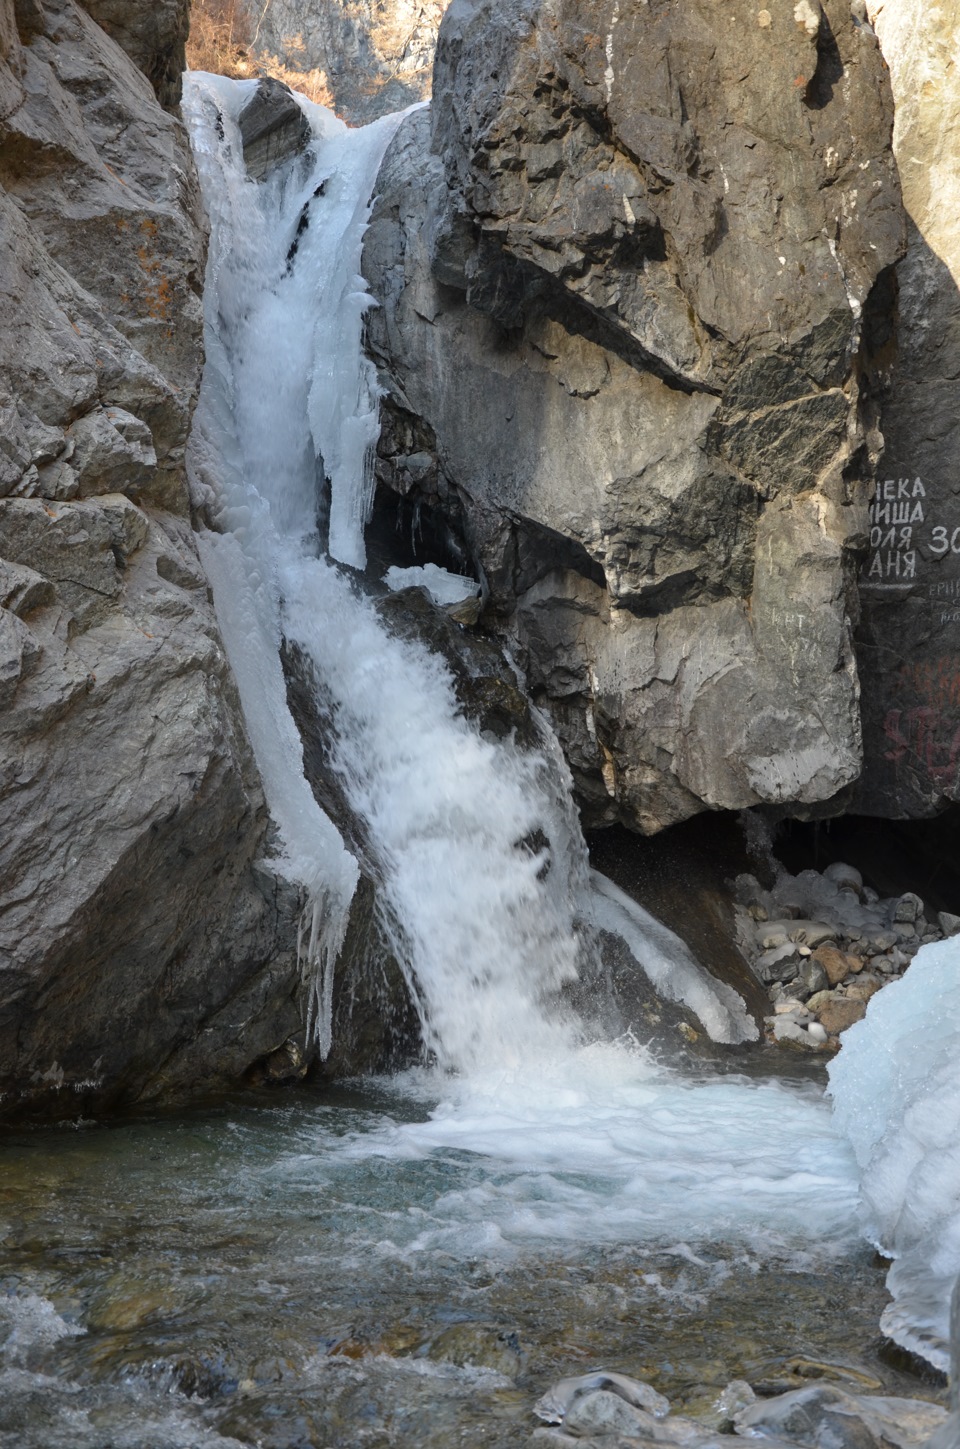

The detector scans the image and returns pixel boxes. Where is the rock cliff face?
[80,0,190,108]
[363,0,905,833]
[239,0,446,123]
[0,0,301,1119]
[854,1,960,817]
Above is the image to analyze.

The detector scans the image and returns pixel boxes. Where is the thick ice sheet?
[829,937,960,1371]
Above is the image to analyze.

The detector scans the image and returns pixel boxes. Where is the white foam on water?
[264,1050,860,1261]
[281,555,585,1076]
[829,937,960,1372]
[0,1291,83,1365]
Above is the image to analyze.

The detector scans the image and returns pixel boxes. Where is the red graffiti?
[897,657,960,712]
[883,706,960,785]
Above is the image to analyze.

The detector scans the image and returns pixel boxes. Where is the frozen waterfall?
[182,71,755,1071]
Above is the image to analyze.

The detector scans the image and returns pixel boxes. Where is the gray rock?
[0,495,148,629]
[893,891,924,924]
[79,0,188,108]
[241,0,445,124]
[364,0,905,834]
[855,1,960,820]
[0,504,302,1119]
[535,1372,670,1426]
[824,861,864,894]
[0,0,205,514]
[237,77,311,183]
[939,911,960,938]
[862,930,898,955]
[563,1390,658,1438]
[735,1383,946,1449]
[69,406,157,500]
[0,1,311,1120]
[797,958,831,999]
[758,920,839,950]
[756,944,804,984]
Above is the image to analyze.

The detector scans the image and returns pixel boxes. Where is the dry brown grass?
[186,0,255,80]
[186,0,334,107]
[257,33,334,108]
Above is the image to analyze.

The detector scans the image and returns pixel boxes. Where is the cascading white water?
[183,71,754,1073]
[182,70,885,1295]
[183,75,594,1073]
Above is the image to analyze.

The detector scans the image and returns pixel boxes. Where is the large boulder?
[363,0,905,833]
[853,1,960,817]
[0,1,301,1119]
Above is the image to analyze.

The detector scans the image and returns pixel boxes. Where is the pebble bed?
[734,862,960,1052]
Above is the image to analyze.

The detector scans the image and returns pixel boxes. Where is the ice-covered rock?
[828,937,960,1371]
[383,562,480,609]
[534,1370,670,1426]
[735,1383,946,1449]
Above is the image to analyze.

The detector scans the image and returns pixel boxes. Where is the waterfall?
[182,73,756,1073]
[172,73,895,1333]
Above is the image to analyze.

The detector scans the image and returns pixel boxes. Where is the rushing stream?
[0,1081,925,1449]
[1,75,956,1448]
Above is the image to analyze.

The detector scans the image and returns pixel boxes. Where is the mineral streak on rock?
[855,1,960,817]
[363,0,906,834]
[0,0,300,1120]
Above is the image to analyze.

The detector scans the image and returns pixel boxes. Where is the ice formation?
[829,936,960,1372]
[586,871,758,1045]
[383,562,480,607]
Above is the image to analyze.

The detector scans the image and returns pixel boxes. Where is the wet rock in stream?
[527,1376,948,1448]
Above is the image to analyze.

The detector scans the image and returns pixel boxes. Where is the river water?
[0,1073,934,1449]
